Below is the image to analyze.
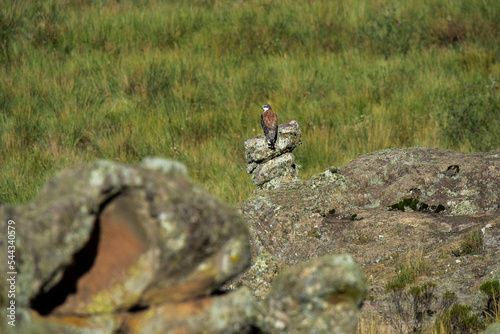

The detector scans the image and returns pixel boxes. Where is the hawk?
[261,104,278,150]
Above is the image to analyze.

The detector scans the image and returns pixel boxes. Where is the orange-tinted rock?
[52,190,159,315]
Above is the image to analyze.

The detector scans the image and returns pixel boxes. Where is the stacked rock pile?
[245,120,302,187]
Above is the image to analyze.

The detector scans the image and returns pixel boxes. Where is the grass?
[435,304,485,333]
[480,280,500,321]
[375,279,500,334]
[387,248,430,287]
[1,0,500,205]
[452,228,484,256]
[461,229,484,255]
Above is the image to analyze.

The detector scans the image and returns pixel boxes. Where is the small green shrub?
[386,281,407,293]
[310,230,320,239]
[452,229,483,257]
[386,282,449,333]
[385,281,407,334]
[390,252,429,286]
[389,198,445,213]
[408,282,437,331]
[390,198,422,212]
[394,263,418,286]
[480,280,500,298]
[479,280,500,319]
[461,229,483,255]
[355,231,370,245]
[438,304,485,333]
[438,290,458,314]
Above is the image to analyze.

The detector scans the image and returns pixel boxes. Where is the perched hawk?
[261,104,278,150]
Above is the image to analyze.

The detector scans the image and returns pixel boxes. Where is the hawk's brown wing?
[261,113,269,137]
[261,109,278,148]
[261,109,278,133]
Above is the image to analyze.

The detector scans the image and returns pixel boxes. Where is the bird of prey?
[261,104,278,150]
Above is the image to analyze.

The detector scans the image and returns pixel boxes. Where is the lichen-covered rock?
[264,254,366,334]
[245,120,302,187]
[0,158,252,332]
[251,153,301,186]
[245,120,302,165]
[140,157,188,176]
[226,253,280,302]
[341,147,500,213]
[6,158,193,312]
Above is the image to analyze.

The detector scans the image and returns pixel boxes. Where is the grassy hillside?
[1,0,499,205]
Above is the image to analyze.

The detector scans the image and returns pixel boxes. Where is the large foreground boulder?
[0,158,253,332]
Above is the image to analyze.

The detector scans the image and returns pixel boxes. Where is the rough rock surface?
[0,158,366,334]
[235,147,500,330]
[245,120,302,187]
[263,254,366,333]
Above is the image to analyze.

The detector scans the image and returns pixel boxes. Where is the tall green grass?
[1,0,499,205]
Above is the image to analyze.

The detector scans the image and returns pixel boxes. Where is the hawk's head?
[262,104,271,112]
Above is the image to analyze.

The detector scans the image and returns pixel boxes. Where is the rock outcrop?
[245,120,302,187]
[0,158,366,334]
[235,147,500,330]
